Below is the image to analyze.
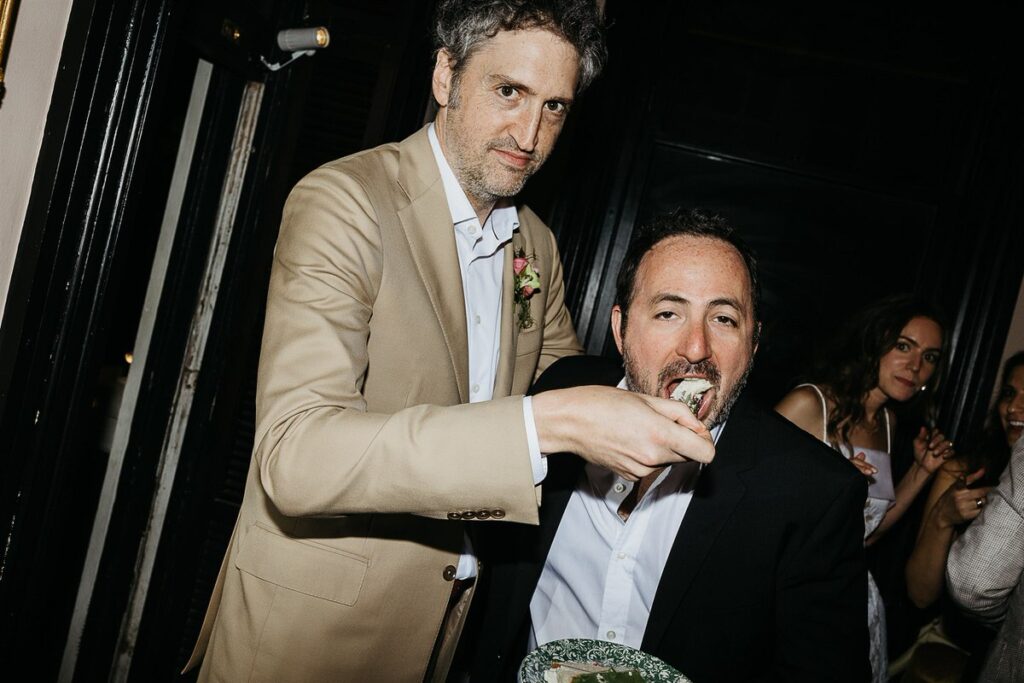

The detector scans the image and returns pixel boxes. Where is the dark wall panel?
[658,30,968,197]
[538,0,1022,435]
[631,143,938,401]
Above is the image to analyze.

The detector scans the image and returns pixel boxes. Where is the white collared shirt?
[427,124,546,580]
[428,123,515,406]
[530,382,725,648]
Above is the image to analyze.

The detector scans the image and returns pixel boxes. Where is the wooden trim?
[0,0,16,86]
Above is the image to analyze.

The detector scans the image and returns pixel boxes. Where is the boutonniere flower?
[513,247,541,330]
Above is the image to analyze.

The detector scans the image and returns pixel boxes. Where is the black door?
[69,1,438,680]
[529,0,1024,421]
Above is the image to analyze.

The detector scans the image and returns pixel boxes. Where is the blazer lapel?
[492,233,524,397]
[396,128,470,402]
[534,455,584,562]
[642,397,760,652]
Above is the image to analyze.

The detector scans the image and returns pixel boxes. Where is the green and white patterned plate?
[518,638,692,682]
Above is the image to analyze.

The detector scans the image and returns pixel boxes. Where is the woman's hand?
[914,426,956,474]
[935,467,991,528]
[850,451,878,478]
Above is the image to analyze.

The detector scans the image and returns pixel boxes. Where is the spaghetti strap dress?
[796,383,891,683]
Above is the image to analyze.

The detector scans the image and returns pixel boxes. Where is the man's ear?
[611,305,625,355]
[432,49,454,107]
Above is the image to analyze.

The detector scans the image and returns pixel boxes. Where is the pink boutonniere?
[513,247,541,330]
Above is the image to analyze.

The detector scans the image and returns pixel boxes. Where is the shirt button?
[613,483,626,494]
[606,630,616,640]
[472,384,480,394]
[617,552,626,560]
[474,314,481,325]
[468,226,478,235]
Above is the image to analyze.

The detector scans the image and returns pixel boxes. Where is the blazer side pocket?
[235,523,368,606]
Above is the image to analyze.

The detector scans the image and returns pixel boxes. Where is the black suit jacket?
[470,356,872,683]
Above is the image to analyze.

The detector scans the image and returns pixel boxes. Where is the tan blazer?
[186,125,582,682]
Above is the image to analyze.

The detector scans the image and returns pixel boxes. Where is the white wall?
[0,0,75,324]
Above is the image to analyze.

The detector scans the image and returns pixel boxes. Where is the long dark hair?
[814,294,949,449]
[965,350,1024,484]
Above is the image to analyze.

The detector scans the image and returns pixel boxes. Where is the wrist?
[908,461,933,481]
[531,388,578,454]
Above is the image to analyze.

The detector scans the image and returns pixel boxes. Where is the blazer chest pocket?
[235,524,368,606]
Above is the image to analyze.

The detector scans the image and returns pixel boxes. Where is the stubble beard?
[622,346,754,429]
[443,103,542,206]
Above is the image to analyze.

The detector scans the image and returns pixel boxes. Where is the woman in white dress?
[775,295,954,683]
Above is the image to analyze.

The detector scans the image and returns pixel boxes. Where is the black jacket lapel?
[500,356,621,652]
[501,454,583,638]
[642,395,760,652]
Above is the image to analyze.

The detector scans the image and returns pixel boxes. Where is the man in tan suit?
[187,2,714,681]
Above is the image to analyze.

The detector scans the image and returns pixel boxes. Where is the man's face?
[612,235,759,428]
[432,28,579,210]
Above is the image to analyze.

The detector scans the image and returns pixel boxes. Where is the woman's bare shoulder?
[775,385,829,439]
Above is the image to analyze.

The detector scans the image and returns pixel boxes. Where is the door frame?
[0,0,182,672]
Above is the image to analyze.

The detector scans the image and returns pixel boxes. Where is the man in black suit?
[469,209,871,682]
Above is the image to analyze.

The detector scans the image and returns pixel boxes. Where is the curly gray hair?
[433,0,607,98]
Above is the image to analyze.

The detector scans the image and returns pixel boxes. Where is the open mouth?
[666,377,716,420]
[1007,420,1023,447]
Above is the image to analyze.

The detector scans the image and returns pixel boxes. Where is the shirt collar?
[428,123,519,242]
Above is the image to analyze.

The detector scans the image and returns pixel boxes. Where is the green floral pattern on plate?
[518,638,692,682]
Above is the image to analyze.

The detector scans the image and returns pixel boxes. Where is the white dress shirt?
[427,124,546,580]
[530,385,724,648]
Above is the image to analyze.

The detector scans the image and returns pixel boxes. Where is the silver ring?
[976,498,985,509]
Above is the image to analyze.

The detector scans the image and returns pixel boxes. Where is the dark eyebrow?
[648,294,747,313]
[650,293,687,306]
[487,73,574,107]
[709,297,746,313]
[898,335,942,353]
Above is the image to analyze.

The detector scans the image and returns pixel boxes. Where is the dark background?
[0,0,1021,680]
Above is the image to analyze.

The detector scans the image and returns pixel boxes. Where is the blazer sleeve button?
[442,565,456,581]
[491,509,505,519]
[447,512,461,520]
[461,510,477,519]
[476,510,491,519]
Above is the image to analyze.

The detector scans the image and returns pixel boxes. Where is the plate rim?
[517,637,690,682]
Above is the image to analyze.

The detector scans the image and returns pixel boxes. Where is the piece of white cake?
[669,377,712,414]
[543,661,608,683]
[543,661,644,683]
